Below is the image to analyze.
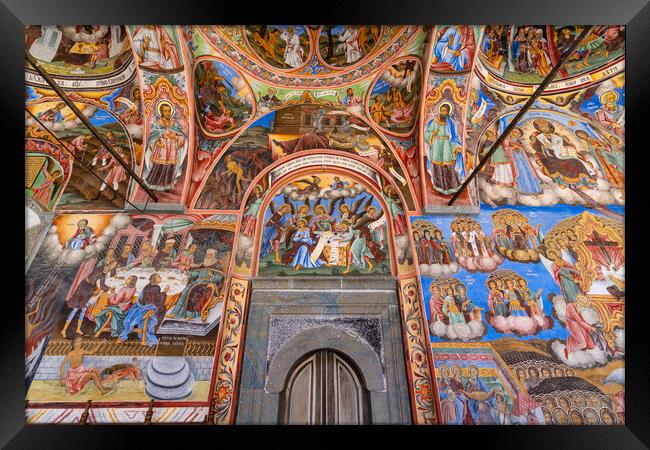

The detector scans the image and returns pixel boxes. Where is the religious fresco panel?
[257,173,391,276]
[25,212,236,409]
[24,24,624,426]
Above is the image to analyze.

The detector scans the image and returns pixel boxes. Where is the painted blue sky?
[213,61,244,100]
[267,25,307,36]
[251,111,275,130]
[579,86,625,115]
[371,78,391,96]
[89,108,118,127]
[414,203,624,343]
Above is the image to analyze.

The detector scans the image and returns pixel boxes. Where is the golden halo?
[576,294,591,308]
[438,101,454,116]
[599,90,619,105]
[156,100,175,118]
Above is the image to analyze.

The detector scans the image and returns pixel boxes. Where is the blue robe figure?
[261,209,292,258]
[290,228,323,269]
[119,282,167,346]
[465,375,497,424]
[433,26,470,71]
[512,146,542,194]
[64,223,96,250]
[119,299,160,345]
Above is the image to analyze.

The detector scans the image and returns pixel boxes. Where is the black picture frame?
[3,1,648,447]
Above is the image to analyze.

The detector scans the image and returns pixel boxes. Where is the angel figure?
[293,176,322,195]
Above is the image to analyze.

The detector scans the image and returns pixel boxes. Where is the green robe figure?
[168,250,224,320]
[424,102,463,194]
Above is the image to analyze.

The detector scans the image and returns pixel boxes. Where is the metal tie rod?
[25,51,159,202]
[25,107,144,213]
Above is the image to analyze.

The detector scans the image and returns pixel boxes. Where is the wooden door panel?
[282,350,369,425]
[334,354,362,424]
[284,354,317,424]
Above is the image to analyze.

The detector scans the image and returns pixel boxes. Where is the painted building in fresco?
[24,25,625,425]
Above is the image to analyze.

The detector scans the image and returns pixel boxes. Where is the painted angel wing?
[350,195,367,215]
[283,195,295,214]
[535,288,544,312]
[362,196,373,211]
[328,197,342,216]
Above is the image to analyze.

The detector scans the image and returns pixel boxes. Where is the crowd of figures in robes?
[412,223,454,266]
[437,364,540,425]
[258,176,391,275]
[481,126,543,195]
[449,216,503,272]
[429,278,483,327]
[485,269,546,329]
[492,209,542,262]
[480,116,624,195]
[59,219,229,346]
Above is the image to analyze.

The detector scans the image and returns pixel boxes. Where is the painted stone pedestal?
[145,357,194,400]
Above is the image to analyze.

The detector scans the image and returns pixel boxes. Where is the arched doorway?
[279,349,370,425]
[230,158,416,425]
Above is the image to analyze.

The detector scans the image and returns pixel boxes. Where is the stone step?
[150,357,186,375]
[147,363,191,388]
[145,373,194,400]
[144,357,194,400]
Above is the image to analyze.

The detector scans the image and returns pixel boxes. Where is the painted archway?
[190,103,420,212]
[209,154,438,425]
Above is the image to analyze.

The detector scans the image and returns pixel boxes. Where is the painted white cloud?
[604,368,625,385]
[418,262,459,277]
[41,214,131,265]
[430,319,486,341]
[551,340,609,368]
[488,314,552,336]
[478,176,623,208]
[457,253,503,273]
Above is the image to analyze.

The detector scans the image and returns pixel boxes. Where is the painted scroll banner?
[25,60,137,90]
[475,58,625,95]
[269,154,381,186]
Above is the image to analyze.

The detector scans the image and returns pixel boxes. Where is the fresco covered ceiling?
[24,25,624,426]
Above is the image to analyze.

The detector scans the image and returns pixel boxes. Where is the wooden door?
[280,349,369,425]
